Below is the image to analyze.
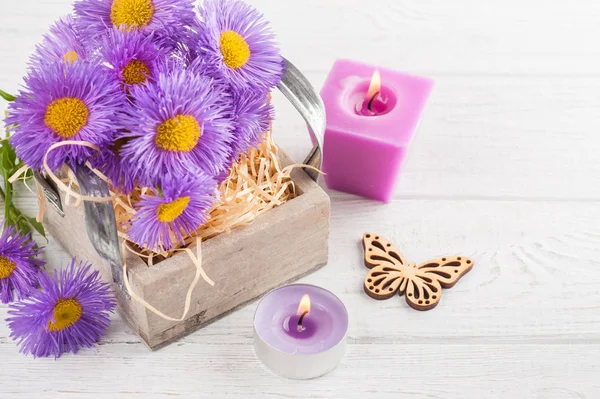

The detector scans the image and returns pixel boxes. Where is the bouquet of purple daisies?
[5,0,284,253]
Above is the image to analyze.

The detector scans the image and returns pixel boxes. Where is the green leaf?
[3,175,12,222]
[16,217,32,237]
[3,139,17,164]
[28,216,46,239]
[5,141,17,166]
[0,89,17,102]
[1,144,15,171]
[3,205,46,240]
[0,129,44,243]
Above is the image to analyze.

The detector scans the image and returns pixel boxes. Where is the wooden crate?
[41,150,330,350]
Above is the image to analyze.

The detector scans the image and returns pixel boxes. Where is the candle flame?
[297,294,311,316]
[367,70,381,100]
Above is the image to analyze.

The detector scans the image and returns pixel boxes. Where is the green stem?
[3,174,12,222]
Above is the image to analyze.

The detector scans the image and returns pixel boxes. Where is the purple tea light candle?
[321,59,434,202]
[253,284,348,379]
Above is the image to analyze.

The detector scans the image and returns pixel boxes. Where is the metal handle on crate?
[34,172,64,217]
[38,58,325,297]
[278,57,326,182]
[35,168,127,297]
[68,162,129,298]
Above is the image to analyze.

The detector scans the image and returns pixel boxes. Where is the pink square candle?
[321,59,434,202]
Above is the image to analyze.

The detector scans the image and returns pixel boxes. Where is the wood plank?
[263,0,600,77]
[2,199,599,345]
[3,0,600,81]
[0,339,597,398]
[275,75,600,200]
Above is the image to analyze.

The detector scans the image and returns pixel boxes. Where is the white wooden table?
[2,1,600,397]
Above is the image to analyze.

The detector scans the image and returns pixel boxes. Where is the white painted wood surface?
[1,0,599,397]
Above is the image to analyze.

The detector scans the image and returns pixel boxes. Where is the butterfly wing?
[363,233,409,300]
[417,256,474,288]
[362,233,406,269]
[405,256,474,311]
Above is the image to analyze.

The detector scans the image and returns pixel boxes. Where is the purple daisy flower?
[118,65,233,185]
[6,258,116,358]
[73,0,195,46]
[6,61,126,172]
[30,15,89,68]
[93,138,139,193]
[127,174,217,252]
[192,0,283,91]
[100,28,167,91]
[0,225,44,304]
[228,87,272,158]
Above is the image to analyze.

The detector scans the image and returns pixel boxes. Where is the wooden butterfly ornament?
[362,233,474,311]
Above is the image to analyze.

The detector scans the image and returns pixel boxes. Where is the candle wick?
[297,310,309,332]
[367,91,380,112]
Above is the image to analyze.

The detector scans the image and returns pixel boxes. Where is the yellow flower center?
[47,298,83,332]
[157,196,191,223]
[155,115,201,153]
[110,0,155,31]
[0,256,17,280]
[63,50,78,65]
[44,98,89,139]
[220,30,251,69]
[122,59,151,86]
